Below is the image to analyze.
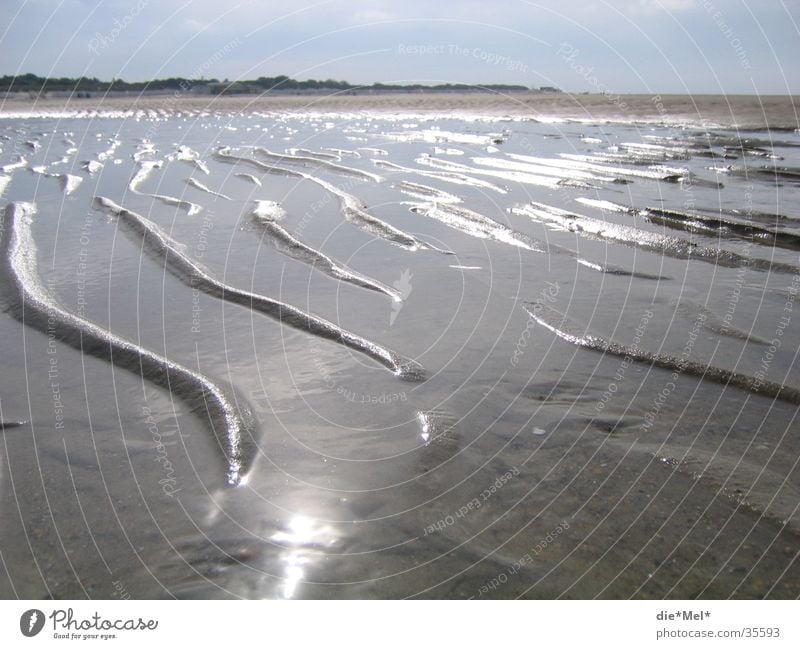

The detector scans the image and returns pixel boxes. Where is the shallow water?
[1,109,799,598]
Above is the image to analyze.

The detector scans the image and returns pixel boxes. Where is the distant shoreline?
[1,92,798,130]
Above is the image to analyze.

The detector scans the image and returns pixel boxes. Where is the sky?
[0,0,798,94]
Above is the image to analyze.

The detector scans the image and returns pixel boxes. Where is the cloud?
[1,0,796,93]
[631,0,694,12]
[350,10,396,24]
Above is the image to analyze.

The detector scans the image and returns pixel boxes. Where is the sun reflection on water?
[270,515,338,599]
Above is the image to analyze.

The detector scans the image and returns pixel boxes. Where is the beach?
[1,91,799,599]
[2,92,798,130]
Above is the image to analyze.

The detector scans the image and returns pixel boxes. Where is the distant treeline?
[1,73,545,95]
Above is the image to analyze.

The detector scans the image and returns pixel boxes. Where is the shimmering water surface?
[1,107,799,598]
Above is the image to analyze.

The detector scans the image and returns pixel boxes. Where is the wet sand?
[2,98,800,599]
[2,92,799,129]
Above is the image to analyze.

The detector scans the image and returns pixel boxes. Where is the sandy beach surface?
[2,90,800,599]
[2,92,799,129]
